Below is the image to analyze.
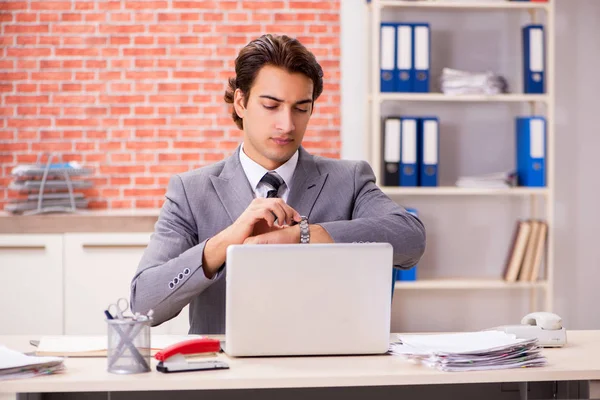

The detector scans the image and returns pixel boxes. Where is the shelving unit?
[393,278,548,290]
[367,0,555,312]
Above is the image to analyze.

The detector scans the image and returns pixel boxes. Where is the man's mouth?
[272,137,293,145]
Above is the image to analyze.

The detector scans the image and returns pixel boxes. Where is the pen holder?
[106,317,151,374]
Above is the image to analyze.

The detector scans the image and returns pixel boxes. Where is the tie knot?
[261,171,284,198]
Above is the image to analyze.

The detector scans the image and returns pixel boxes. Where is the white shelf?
[372,93,549,103]
[378,1,550,11]
[393,279,548,290]
[382,187,548,196]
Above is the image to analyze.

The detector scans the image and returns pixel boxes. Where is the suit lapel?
[209,146,255,224]
[287,147,328,218]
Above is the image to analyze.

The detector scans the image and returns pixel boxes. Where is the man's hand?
[232,197,301,243]
[202,198,301,278]
[244,225,300,244]
[244,224,334,245]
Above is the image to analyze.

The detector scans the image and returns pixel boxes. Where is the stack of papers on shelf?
[440,68,508,96]
[389,331,547,372]
[34,335,204,357]
[6,160,94,214]
[456,171,517,189]
[0,345,64,381]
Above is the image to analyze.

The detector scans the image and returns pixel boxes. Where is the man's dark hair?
[224,34,324,130]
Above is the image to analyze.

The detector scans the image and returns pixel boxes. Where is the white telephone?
[490,312,567,347]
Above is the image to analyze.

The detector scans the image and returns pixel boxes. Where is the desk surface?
[1,331,600,393]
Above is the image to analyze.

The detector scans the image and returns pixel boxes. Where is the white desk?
[1,331,600,397]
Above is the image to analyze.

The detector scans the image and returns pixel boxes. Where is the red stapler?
[155,338,229,373]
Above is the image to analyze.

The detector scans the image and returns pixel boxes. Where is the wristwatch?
[299,216,310,244]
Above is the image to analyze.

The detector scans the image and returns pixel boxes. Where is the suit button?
[178,273,184,280]
[183,268,190,275]
[168,281,175,289]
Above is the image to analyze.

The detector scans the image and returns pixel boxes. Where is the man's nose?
[275,110,295,133]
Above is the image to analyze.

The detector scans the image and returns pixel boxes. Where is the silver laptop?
[224,243,393,357]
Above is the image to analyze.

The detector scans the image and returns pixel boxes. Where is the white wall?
[340,0,600,331]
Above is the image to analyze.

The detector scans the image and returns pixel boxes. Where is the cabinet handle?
[0,245,46,250]
[82,244,148,249]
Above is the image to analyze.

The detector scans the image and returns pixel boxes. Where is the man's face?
[234,65,314,170]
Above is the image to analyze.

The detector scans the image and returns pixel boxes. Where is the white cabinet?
[0,235,63,335]
[63,233,190,335]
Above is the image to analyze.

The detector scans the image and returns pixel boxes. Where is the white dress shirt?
[238,143,298,203]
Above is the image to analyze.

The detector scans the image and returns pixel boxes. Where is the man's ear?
[233,89,246,119]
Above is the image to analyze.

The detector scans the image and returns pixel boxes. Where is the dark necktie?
[261,171,284,198]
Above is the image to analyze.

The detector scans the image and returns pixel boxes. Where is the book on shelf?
[503,219,547,282]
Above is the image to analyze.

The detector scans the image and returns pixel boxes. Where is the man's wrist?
[299,215,310,244]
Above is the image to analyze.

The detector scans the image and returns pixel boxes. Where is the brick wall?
[0,0,341,210]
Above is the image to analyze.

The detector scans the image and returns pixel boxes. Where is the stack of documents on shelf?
[6,160,93,214]
[456,171,517,189]
[389,331,547,372]
[0,345,64,380]
[440,68,508,96]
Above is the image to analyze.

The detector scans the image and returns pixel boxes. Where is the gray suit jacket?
[131,146,426,334]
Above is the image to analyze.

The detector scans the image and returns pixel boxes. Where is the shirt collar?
[239,143,299,192]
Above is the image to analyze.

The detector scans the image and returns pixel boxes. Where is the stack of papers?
[440,68,508,96]
[0,345,64,381]
[456,171,517,189]
[389,331,547,372]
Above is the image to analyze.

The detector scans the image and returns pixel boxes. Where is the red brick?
[31,142,73,152]
[62,60,83,68]
[100,25,145,34]
[6,95,49,104]
[56,118,100,127]
[5,24,49,33]
[227,13,248,22]
[16,60,37,69]
[40,60,61,69]
[173,1,217,9]
[75,72,95,80]
[16,106,36,115]
[149,94,188,103]
[134,36,154,45]
[7,48,51,57]
[16,36,36,45]
[14,13,33,22]
[52,24,95,33]
[1,2,28,10]
[123,48,166,56]
[40,14,60,22]
[31,72,73,81]
[55,48,100,56]
[149,24,189,34]
[125,1,168,9]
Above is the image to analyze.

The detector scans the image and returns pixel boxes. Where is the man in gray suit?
[131,34,426,334]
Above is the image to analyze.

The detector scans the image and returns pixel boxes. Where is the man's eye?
[263,105,277,110]
[296,108,309,113]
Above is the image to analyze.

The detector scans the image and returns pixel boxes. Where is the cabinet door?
[64,233,190,335]
[0,234,63,335]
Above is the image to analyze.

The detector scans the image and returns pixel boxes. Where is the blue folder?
[522,24,545,94]
[418,117,439,187]
[395,23,413,92]
[516,117,546,187]
[380,23,396,93]
[412,23,430,93]
[400,117,419,187]
[397,208,419,281]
